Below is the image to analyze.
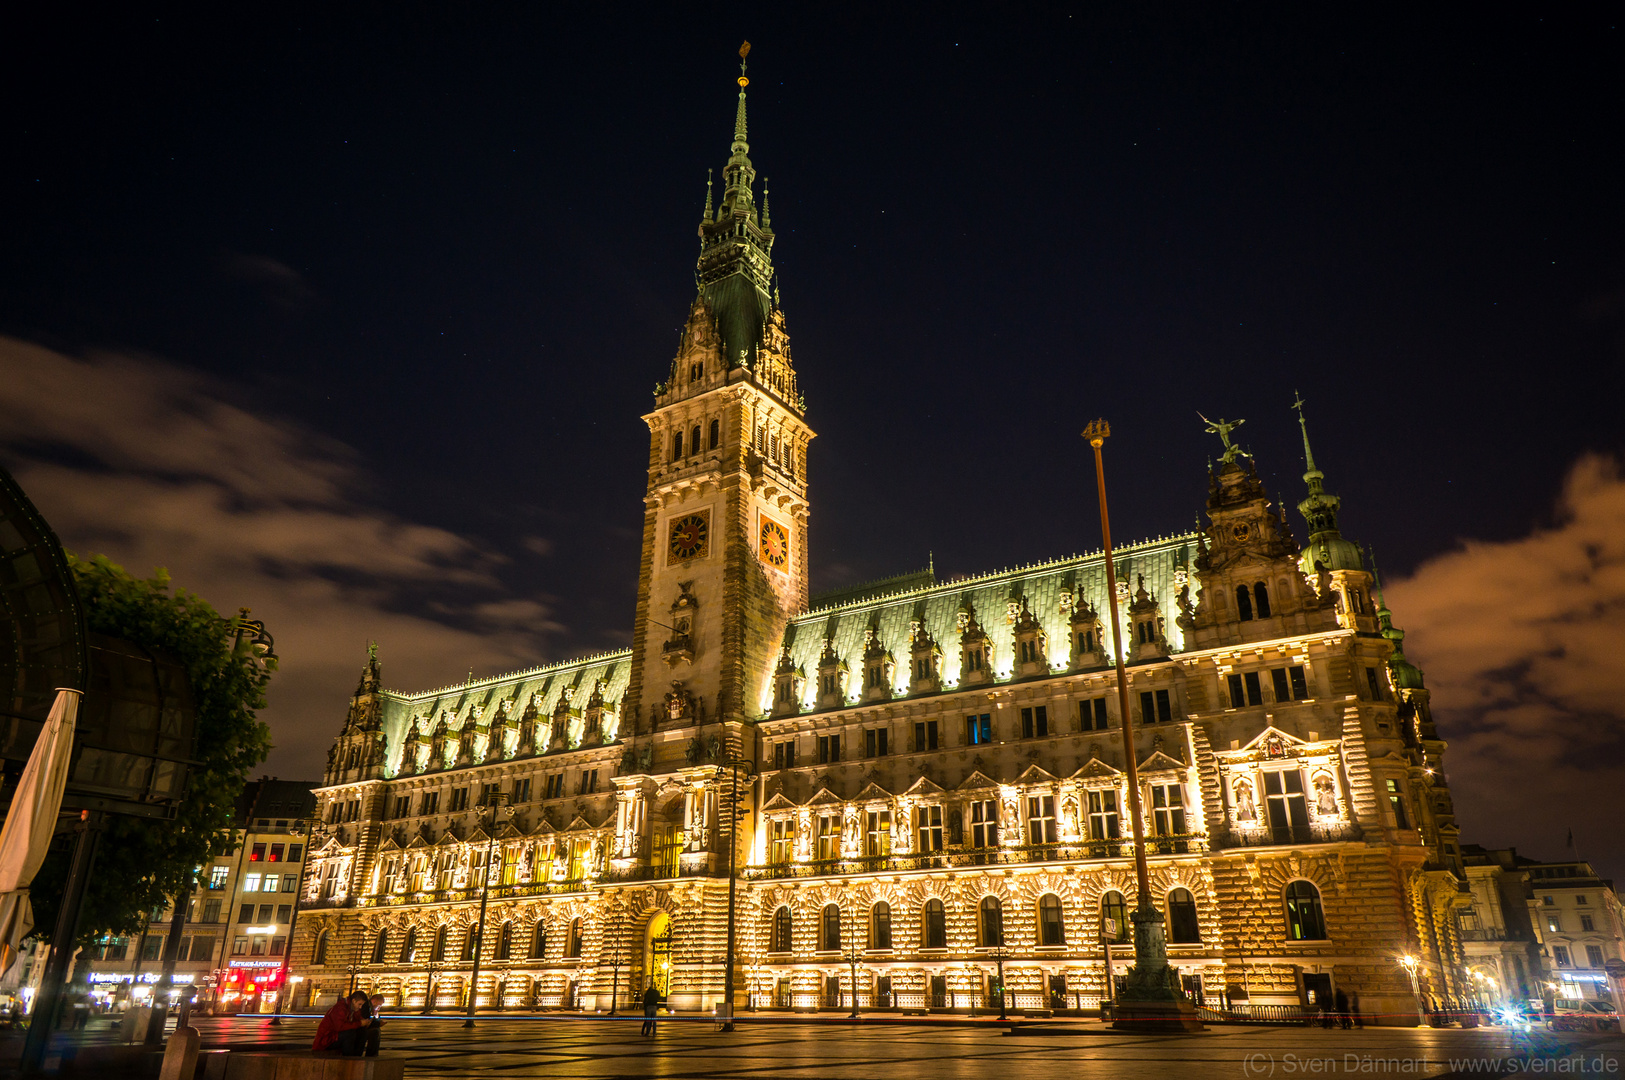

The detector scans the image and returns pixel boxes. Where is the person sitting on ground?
[313,992,370,1056]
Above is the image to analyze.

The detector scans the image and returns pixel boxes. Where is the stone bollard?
[158,1024,200,1080]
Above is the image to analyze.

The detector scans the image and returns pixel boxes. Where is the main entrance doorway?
[644,912,674,998]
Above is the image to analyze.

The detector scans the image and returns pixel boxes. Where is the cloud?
[0,337,555,781]
[218,254,318,313]
[1385,454,1625,878]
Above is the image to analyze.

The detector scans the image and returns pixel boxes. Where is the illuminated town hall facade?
[293,62,1473,1023]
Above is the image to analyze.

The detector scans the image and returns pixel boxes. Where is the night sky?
[3,7,1622,876]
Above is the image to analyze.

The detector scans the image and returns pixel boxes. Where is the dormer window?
[1136,620,1156,644]
[1078,630,1096,653]
[965,646,986,672]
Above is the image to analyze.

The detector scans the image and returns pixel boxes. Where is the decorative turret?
[1292,393,1363,576]
[326,642,388,784]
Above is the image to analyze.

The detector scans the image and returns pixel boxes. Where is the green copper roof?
[769,535,1199,715]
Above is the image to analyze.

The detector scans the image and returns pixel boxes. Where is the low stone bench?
[221,1052,406,1080]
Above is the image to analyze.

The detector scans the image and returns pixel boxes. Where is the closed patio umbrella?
[0,687,82,976]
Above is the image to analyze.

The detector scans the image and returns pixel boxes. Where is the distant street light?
[464,792,514,1028]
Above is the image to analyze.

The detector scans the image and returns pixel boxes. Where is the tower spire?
[704,168,713,220]
[1290,393,1362,574]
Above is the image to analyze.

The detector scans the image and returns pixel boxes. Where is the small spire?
[761,177,771,228]
[704,169,713,220]
[734,41,751,144]
[1293,390,1323,491]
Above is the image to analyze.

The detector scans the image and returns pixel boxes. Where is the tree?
[29,555,274,945]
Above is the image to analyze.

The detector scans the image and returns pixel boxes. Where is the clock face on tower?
[668,512,710,562]
[758,514,790,570]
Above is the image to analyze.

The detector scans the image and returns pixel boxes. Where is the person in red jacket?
[313,992,370,1055]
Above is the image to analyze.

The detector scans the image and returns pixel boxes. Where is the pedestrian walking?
[640,983,661,1036]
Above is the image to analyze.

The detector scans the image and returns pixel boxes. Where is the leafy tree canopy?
[30,555,274,944]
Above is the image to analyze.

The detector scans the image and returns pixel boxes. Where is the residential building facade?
[290,58,1474,1025]
[83,778,316,1013]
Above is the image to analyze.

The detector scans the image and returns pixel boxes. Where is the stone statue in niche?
[1233,777,1257,822]
[1313,773,1339,816]
[665,682,694,726]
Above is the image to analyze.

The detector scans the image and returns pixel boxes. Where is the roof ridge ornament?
[1198,412,1249,464]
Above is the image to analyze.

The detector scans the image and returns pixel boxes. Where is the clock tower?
[624,51,814,742]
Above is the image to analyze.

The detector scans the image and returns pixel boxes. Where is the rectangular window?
[1586,945,1605,968]
[257,904,273,922]
[420,791,440,815]
[270,936,287,957]
[1152,783,1186,835]
[581,770,600,794]
[176,936,192,962]
[141,935,162,961]
[1156,690,1172,722]
[1228,673,1246,708]
[1091,697,1110,730]
[1366,666,1385,700]
[250,843,265,862]
[1088,788,1120,839]
[866,811,892,858]
[865,728,888,757]
[1581,915,1596,932]
[773,741,796,770]
[277,905,292,923]
[1547,914,1562,933]
[231,937,248,957]
[818,734,841,764]
[1290,665,1309,699]
[243,873,262,893]
[817,815,841,862]
[1271,667,1291,702]
[966,713,992,745]
[268,844,284,863]
[286,844,302,863]
[191,935,215,962]
[1244,671,1263,706]
[394,795,410,818]
[209,865,230,889]
[1027,795,1057,846]
[249,937,267,956]
[202,899,222,924]
[284,874,301,892]
[970,800,998,848]
[480,783,500,806]
[1385,778,1411,829]
[450,788,469,811]
[1020,706,1048,738]
[917,805,944,853]
[1262,770,1310,840]
[514,778,532,803]
[1140,690,1156,723]
[544,774,564,799]
[238,904,255,924]
[915,720,938,751]
[1553,946,1571,967]
[769,819,794,865]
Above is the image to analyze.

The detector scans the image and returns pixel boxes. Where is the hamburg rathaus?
[292,51,1470,1025]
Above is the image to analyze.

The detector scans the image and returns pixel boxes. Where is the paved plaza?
[3,1014,1623,1078]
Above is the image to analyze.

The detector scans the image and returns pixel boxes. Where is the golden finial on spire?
[738,40,751,87]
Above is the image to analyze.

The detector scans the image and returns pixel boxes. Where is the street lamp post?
[271,816,321,1025]
[717,755,756,1032]
[464,792,513,1028]
[1400,954,1423,1025]
[842,924,862,1020]
[1083,419,1202,1033]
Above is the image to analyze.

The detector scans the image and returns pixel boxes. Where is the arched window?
[671,431,683,461]
[690,425,701,457]
[708,419,720,450]
[1254,582,1271,619]
[922,899,946,950]
[1235,584,1254,621]
[432,925,449,962]
[530,923,547,960]
[314,930,330,965]
[370,929,388,964]
[1167,888,1200,944]
[979,896,1003,947]
[496,921,513,961]
[821,904,842,952]
[1284,881,1327,941]
[461,923,480,962]
[1038,894,1065,946]
[1101,891,1130,944]
[565,917,583,958]
[869,902,892,950]
[771,906,793,953]
[399,927,417,963]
